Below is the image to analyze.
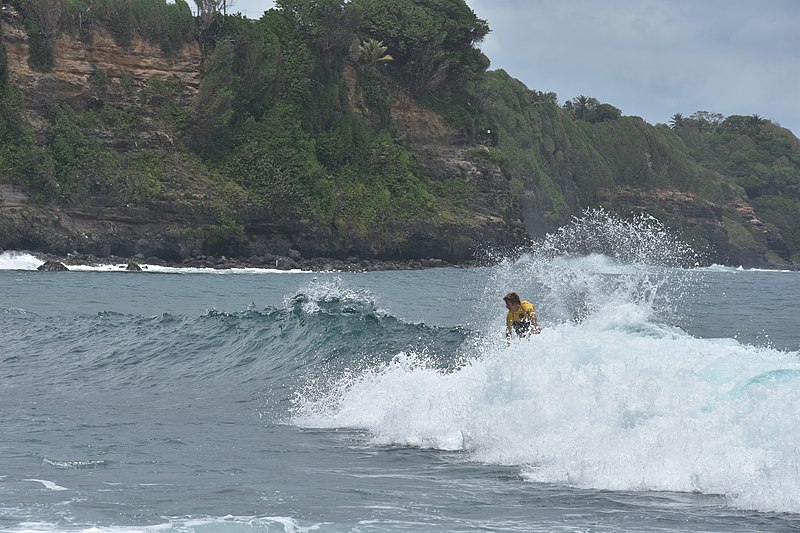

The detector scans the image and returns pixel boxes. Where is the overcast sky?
[228,0,800,136]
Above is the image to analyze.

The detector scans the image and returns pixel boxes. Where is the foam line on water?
[22,479,68,491]
[0,251,309,273]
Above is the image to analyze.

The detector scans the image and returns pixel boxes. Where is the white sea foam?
[22,479,68,491]
[293,307,800,513]
[292,209,800,514]
[0,251,307,274]
[1,515,322,533]
[0,251,43,270]
[71,264,308,274]
[699,263,796,274]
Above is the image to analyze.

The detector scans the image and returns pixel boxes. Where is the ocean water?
[1,214,799,532]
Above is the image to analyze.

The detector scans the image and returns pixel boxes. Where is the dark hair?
[503,292,521,305]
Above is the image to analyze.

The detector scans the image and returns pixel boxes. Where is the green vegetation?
[666,112,800,259]
[9,0,195,68]
[182,0,492,242]
[350,0,489,97]
[563,95,622,123]
[0,20,55,200]
[1,0,799,262]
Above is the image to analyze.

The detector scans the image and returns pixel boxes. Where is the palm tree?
[669,113,684,129]
[572,95,591,120]
[356,38,394,71]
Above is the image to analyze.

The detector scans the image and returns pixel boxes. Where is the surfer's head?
[503,292,521,309]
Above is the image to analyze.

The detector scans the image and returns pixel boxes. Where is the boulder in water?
[37,260,69,271]
[125,262,142,271]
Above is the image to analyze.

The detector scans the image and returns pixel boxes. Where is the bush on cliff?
[187,0,487,238]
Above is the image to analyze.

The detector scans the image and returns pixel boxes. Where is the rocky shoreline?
[29,250,479,272]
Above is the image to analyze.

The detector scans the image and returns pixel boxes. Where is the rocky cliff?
[1,6,528,267]
[1,5,226,262]
[1,3,798,270]
[1,5,200,126]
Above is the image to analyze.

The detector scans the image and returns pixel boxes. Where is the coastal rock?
[37,260,69,271]
[596,187,794,269]
[125,262,142,271]
[275,256,298,270]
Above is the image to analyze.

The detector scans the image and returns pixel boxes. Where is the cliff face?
[596,187,791,268]
[475,74,799,269]
[1,8,230,261]
[2,9,200,116]
[388,88,527,256]
[0,10,524,264]
[1,4,797,269]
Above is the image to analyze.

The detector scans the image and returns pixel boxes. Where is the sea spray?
[0,250,43,270]
[292,297,800,512]
[479,208,703,328]
[291,210,800,513]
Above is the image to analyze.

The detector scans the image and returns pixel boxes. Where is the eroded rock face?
[1,11,200,121]
[597,187,794,269]
[388,85,528,258]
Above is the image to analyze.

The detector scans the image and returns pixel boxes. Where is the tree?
[194,0,234,17]
[20,0,66,40]
[225,101,331,215]
[669,113,684,129]
[273,0,353,56]
[593,103,621,122]
[689,110,724,130]
[188,40,236,153]
[720,113,768,137]
[17,0,67,70]
[349,0,489,96]
[194,0,234,35]
[354,38,393,72]
[570,95,598,121]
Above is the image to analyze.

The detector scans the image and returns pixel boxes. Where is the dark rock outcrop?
[597,187,795,269]
[37,260,69,271]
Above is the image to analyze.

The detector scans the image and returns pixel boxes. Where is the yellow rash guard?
[506,300,537,336]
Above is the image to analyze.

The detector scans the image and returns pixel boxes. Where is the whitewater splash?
[482,208,702,326]
[291,210,800,513]
[0,251,43,270]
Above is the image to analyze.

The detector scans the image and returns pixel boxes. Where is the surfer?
[504,291,540,338]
